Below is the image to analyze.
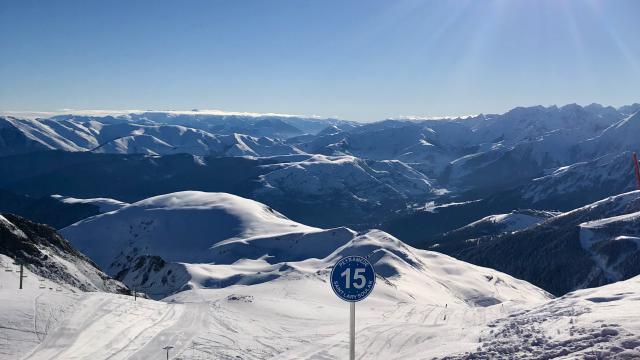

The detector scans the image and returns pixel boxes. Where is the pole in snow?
[350,302,355,359]
[162,346,173,360]
[633,152,640,191]
[13,260,26,289]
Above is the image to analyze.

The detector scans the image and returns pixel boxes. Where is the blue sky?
[1,0,639,121]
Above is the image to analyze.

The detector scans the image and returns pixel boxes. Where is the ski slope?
[7,267,640,359]
[2,257,549,360]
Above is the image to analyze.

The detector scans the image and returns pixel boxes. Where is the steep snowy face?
[61,191,320,271]
[0,213,127,293]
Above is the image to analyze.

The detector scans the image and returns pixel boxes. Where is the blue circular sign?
[330,255,376,302]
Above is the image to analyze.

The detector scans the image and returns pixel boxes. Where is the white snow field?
[1,242,551,360]
[3,191,640,359]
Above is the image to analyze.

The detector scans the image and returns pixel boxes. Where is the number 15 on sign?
[330,255,376,360]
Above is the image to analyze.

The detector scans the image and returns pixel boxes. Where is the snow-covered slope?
[445,275,640,359]
[292,120,473,177]
[7,267,640,359]
[431,209,559,246]
[4,195,553,359]
[469,104,619,147]
[0,213,127,293]
[579,210,640,282]
[61,191,319,272]
[256,154,442,201]
[521,151,638,208]
[436,191,640,296]
[8,190,640,360]
[579,111,640,158]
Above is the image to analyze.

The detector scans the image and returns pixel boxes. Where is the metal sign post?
[330,255,376,360]
[350,302,355,359]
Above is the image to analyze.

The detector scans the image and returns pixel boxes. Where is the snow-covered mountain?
[2,102,639,255]
[61,191,319,272]
[0,117,305,157]
[0,213,126,293]
[289,119,475,179]
[46,110,356,138]
[430,209,559,246]
[57,191,540,299]
[255,154,442,200]
[579,111,640,159]
[435,191,640,296]
[520,151,638,210]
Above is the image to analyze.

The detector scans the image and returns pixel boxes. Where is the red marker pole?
[633,152,640,190]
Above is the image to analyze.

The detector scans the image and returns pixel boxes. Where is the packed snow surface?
[1,230,552,359]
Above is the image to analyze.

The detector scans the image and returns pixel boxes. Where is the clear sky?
[1,0,639,122]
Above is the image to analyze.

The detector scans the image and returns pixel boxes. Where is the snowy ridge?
[51,195,129,213]
[522,152,637,205]
[464,210,558,233]
[0,117,306,157]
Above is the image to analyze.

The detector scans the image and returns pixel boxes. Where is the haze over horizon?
[1,0,639,121]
